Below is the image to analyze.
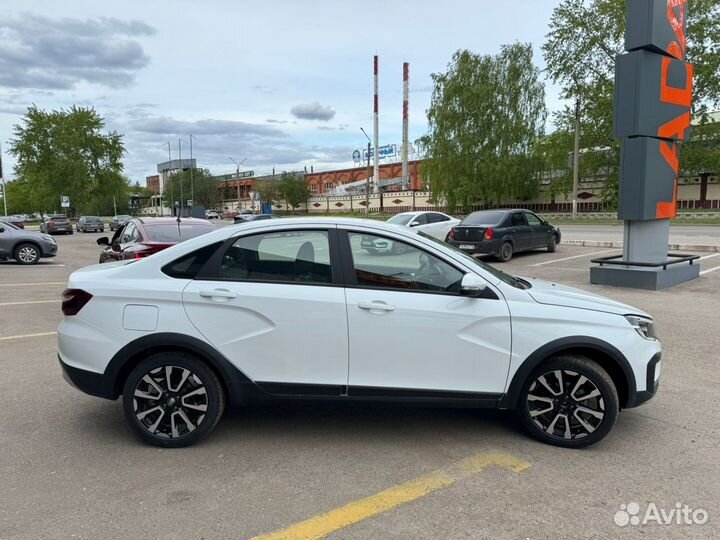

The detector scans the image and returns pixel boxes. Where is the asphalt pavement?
[559,224,720,248]
[0,227,719,540]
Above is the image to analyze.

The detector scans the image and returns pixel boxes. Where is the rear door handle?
[199,289,237,300]
[358,301,395,312]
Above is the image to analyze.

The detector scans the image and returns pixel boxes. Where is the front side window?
[120,223,137,243]
[387,214,414,226]
[348,232,463,293]
[220,230,332,284]
[525,212,542,226]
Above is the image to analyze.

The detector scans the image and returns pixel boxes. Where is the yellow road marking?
[0,331,57,341]
[0,299,60,307]
[251,451,531,540]
[0,282,65,287]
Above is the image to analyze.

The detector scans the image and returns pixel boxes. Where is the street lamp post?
[361,128,371,217]
[0,142,7,217]
[229,157,247,211]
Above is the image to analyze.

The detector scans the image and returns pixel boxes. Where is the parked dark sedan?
[40,214,73,235]
[447,209,561,262]
[76,216,105,232]
[98,217,217,263]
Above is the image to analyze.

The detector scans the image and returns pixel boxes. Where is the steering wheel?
[417,253,446,289]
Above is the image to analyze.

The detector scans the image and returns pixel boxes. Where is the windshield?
[144,223,216,243]
[387,214,414,226]
[85,216,101,221]
[462,211,505,226]
[417,232,530,289]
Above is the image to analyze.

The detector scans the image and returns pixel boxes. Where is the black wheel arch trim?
[103,332,258,405]
[499,336,637,410]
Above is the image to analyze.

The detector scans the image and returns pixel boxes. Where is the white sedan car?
[58,218,661,448]
[387,211,460,240]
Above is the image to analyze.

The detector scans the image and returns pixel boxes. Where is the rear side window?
[219,230,332,284]
[162,242,223,279]
[510,213,527,226]
[144,223,215,242]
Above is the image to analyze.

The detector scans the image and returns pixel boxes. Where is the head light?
[42,234,55,242]
[625,315,656,340]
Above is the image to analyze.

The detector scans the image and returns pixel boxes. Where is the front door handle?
[199,289,237,300]
[358,301,395,312]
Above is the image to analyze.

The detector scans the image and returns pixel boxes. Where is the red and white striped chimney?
[373,55,379,194]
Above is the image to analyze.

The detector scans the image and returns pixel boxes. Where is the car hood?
[522,276,650,318]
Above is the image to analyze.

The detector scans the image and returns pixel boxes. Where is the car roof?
[135,217,212,225]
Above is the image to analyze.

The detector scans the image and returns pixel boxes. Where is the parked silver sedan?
[0,220,58,264]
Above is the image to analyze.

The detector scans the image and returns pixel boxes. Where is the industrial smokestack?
[402,62,409,190]
[373,55,380,194]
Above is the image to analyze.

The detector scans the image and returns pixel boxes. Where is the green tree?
[277,172,309,212]
[543,0,720,205]
[254,180,280,205]
[9,105,126,215]
[3,179,34,214]
[417,43,547,212]
[164,168,219,210]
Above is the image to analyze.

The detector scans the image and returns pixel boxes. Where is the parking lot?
[1,228,719,540]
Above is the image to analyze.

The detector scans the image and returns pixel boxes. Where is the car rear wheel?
[122,352,226,448]
[497,241,513,262]
[518,355,619,448]
[14,243,40,265]
[547,235,557,253]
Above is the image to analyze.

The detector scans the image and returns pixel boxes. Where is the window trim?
[195,227,344,287]
[338,228,474,297]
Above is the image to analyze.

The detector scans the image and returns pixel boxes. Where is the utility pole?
[189,134,195,210]
[572,96,581,219]
[373,55,380,196]
[0,142,7,217]
[401,62,409,190]
[167,142,174,217]
[229,157,246,211]
[113,195,117,216]
[178,139,184,216]
[361,128,371,217]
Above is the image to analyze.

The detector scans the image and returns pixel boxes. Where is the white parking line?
[698,253,720,261]
[529,249,618,267]
[0,300,60,307]
[0,282,65,287]
[699,265,720,276]
[0,331,57,342]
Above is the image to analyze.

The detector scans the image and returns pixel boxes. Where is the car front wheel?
[122,352,226,448]
[547,235,557,252]
[518,355,619,448]
[14,243,40,265]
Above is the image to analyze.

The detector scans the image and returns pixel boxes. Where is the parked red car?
[97,217,216,263]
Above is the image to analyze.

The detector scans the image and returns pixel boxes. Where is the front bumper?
[41,242,58,257]
[626,352,661,408]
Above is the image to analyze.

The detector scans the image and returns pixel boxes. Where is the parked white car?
[387,211,461,241]
[58,218,661,448]
[205,210,220,219]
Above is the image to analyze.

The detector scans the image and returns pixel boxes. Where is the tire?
[547,235,557,253]
[122,352,226,448]
[497,241,513,262]
[517,355,619,448]
[14,243,41,265]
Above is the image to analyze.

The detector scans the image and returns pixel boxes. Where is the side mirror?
[96,237,110,246]
[409,221,420,227]
[461,274,487,297]
[0,227,5,233]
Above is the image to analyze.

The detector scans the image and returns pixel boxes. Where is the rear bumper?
[447,238,503,254]
[59,355,115,400]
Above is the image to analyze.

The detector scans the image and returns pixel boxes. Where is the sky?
[0,0,567,186]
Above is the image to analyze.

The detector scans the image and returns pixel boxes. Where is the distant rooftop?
[157,159,196,173]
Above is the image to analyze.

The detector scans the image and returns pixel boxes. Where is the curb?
[563,240,720,253]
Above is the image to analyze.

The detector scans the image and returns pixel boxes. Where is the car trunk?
[452,226,488,242]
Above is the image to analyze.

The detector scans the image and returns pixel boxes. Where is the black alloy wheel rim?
[526,369,605,440]
[133,365,209,439]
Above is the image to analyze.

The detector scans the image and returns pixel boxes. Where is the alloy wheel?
[526,369,605,441]
[18,246,38,263]
[132,365,209,439]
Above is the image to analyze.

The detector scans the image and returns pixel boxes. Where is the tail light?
[61,289,93,316]
[449,227,455,239]
[483,228,494,240]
